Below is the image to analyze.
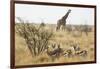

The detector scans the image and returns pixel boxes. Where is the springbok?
[71,44,88,57]
[46,44,63,61]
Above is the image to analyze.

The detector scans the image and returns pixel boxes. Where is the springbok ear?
[58,44,60,48]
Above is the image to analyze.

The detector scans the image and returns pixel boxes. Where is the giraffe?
[56,9,71,31]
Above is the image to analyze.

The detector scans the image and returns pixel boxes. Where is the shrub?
[15,17,53,57]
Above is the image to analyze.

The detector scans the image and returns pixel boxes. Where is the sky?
[15,4,94,25]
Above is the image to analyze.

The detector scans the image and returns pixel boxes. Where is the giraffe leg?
[56,24,58,31]
[56,25,60,31]
[64,26,66,31]
[62,25,66,31]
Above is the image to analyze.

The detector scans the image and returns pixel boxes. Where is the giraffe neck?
[61,11,70,21]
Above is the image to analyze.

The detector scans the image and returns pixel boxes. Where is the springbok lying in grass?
[63,44,88,58]
[46,44,64,61]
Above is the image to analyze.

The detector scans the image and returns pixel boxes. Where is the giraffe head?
[68,9,71,13]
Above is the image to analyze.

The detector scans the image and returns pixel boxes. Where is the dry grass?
[15,24,95,66]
